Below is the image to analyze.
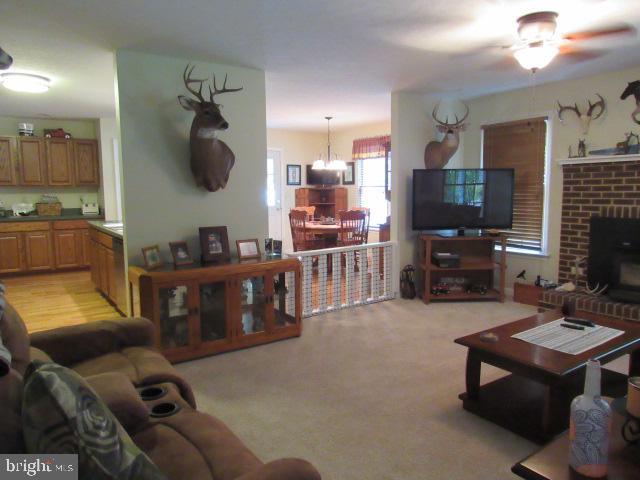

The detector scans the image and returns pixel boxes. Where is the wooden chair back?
[350,207,370,243]
[337,210,367,246]
[292,206,316,221]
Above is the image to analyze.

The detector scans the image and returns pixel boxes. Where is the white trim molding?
[556,153,640,166]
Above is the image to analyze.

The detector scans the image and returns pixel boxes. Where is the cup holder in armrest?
[139,386,167,401]
[150,402,181,418]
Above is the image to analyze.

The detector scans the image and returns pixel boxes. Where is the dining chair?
[337,210,367,247]
[289,209,324,252]
[292,206,316,221]
[350,207,370,243]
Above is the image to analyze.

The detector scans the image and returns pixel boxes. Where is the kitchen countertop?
[87,220,124,239]
[0,208,104,223]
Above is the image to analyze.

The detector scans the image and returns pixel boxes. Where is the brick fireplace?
[559,157,640,286]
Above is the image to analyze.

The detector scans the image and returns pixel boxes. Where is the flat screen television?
[412,168,514,231]
[306,165,341,186]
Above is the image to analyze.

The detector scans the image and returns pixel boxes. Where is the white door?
[267,149,283,241]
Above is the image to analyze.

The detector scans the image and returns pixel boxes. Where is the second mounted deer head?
[178,64,243,192]
[557,94,605,134]
[621,81,640,125]
[424,102,469,169]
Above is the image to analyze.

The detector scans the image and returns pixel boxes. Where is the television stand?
[418,234,506,304]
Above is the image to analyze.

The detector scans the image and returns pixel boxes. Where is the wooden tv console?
[418,234,506,304]
[295,187,347,219]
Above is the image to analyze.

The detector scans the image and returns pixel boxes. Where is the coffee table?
[455,311,640,443]
[512,407,639,479]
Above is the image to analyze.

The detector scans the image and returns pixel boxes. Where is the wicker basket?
[35,202,62,216]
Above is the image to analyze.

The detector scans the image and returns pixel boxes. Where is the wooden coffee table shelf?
[455,311,640,444]
[419,234,506,303]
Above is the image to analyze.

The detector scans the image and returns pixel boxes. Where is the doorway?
[267,149,283,241]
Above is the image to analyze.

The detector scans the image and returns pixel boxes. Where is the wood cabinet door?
[295,188,308,206]
[46,139,74,186]
[73,139,100,186]
[106,248,116,302]
[335,187,348,214]
[0,233,24,273]
[99,245,109,293]
[0,137,17,186]
[82,230,91,266]
[18,138,46,186]
[90,240,100,287]
[24,230,53,271]
[54,230,83,269]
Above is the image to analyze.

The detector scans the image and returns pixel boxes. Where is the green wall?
[0,116,97,138]
[116,49,268,265]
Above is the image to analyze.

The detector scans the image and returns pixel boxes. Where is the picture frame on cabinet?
[141,245,163,270]
[236,238,261,261]
[199,226,230,264]
[169,241,194,267]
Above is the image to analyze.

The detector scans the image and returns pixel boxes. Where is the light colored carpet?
[176,298,628,480]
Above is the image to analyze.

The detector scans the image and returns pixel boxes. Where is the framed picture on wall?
[169,241,194,267]
[287,164,301,185]
[342,161,355,185]
[199,226,230,264]
[236,238,261,260]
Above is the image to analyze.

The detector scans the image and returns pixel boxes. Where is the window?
[482,117,548,253]
[358,156,389,228]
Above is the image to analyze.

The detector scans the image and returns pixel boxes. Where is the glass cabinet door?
[199,281,227,343]
[239,276,267,336]
[158,284,190,349]
[272,270,297,330]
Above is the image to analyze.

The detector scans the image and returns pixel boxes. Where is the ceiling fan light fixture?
[517,11,558,43]
[514,42,559,71]
[0,72,51,93]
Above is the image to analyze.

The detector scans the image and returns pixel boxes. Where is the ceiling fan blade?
[562,25,635,42]
[559,48,609,63]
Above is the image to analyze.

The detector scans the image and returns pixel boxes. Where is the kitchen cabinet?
[0,136,18,186]
[46,138,74,186]
[295,187,348,219]
[82,230,91,267]
[88,224,125,313]
[0,233,24,273]
[24,230,54,271]
[18,137,46,186]
[128,258,301,363]
[53,220,91,269]
[74,139,100,186]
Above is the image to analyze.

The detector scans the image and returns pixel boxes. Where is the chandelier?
[312,116,346,171]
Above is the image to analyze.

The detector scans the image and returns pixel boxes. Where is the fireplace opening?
[609,253,640,303]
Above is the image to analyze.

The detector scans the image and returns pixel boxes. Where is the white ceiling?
[1,0,640,131]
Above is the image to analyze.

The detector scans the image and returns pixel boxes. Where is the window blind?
[482,117,547,251]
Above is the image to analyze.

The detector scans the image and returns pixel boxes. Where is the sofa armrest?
[236,459,321,480]
[29,317,155,366]
[85,372,149,432]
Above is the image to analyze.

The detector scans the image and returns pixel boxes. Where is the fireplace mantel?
[557,153,640,166]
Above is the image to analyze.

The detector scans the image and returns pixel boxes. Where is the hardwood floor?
[2,270,122,332]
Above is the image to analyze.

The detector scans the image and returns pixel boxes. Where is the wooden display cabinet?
[419,234,506,304]
[295,187,348,219]
[129,257,301,363]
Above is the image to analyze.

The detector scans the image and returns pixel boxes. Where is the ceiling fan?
[504,11,634,71]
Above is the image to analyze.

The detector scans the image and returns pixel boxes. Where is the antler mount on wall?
[178,64,243,192]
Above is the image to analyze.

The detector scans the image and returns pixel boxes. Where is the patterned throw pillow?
[22,361,166,480]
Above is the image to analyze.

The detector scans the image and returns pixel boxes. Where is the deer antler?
[432,102,469,128]
[586,94,605,120]
[183,64,206,103]
[557,101,581,123]
[209,73,243,103]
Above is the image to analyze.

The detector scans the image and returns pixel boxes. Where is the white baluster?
[302,256,313,316]
[346,250,355,306]
[383,245,392,298]
[359,247,368,304]
[317,254,328,314]
[332,252,341,310]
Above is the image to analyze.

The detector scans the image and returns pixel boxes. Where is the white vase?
[569,359,612,478]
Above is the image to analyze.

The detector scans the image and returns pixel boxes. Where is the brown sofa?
[0,297,320,480]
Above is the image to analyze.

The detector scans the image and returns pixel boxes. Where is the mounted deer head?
[557,94,605,134]
[178,64,243,192]
[621,80,640,125]
[424,102,469,169]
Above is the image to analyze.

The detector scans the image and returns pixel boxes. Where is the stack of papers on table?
[511,318,624,355]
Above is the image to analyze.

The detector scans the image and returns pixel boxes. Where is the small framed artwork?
[141,245,163,270]
[287,164,301,185]
[342,161,355,185]
[169,241,194,267]
[236,238,261,260]
[199,226,230,264]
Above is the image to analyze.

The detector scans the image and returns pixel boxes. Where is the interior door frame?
[267,148,284,241]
